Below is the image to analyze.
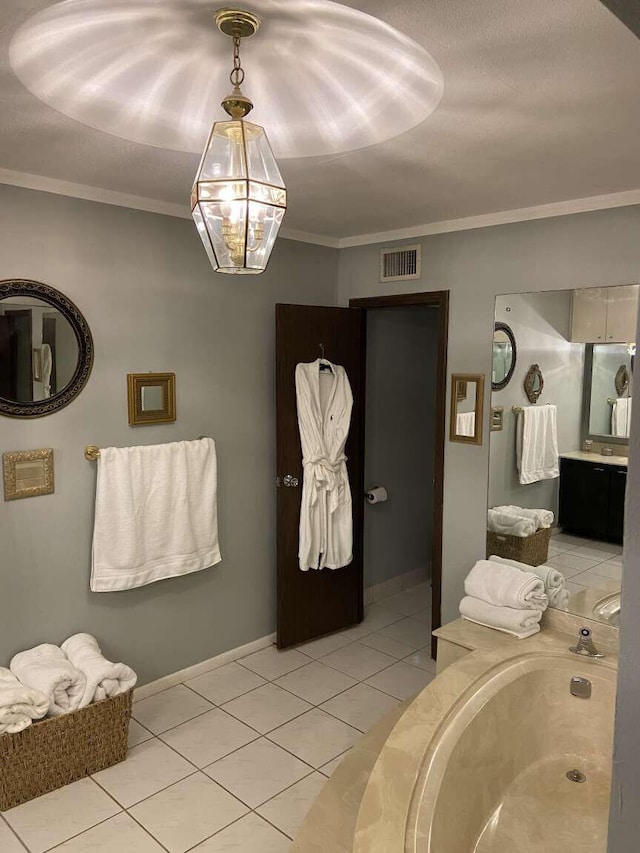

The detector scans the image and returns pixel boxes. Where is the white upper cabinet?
[570,285,639,343]
[605,285,639,343]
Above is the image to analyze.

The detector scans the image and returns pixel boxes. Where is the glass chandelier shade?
[191,118,286,274]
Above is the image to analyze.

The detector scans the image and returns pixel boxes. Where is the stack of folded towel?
[0,635,137,735]
[459,559,549,639]
[488,505,554,537]
[489,554,569,610]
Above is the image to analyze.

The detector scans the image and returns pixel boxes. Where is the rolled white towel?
[61,634,137,707]
[465,560,548,611]
[550,588,570,610]
[489,555,565,593]
[459,597,542,639]
[487,509,537,538]
[0,667,50,734]
[492,505,554,530]
[10,644,86,718]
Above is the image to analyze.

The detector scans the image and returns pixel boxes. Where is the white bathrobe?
[296,359,353,571]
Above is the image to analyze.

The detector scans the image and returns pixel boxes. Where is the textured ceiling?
[1,0,639,240]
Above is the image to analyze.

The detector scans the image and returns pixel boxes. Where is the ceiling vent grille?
[379,244,421,282]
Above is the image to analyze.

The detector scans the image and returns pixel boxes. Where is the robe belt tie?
[303,454,347,512]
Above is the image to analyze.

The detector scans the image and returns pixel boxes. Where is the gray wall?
[364,306,438,589]
[489,291,585,516]
[0,184,338,684]
[608,321,640,853]
[337,205,640,624]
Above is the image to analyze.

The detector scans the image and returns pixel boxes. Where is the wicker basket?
[486,526,551,567]
[0,690,132,811]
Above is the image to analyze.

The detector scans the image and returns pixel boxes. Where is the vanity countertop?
[560,450,628,467]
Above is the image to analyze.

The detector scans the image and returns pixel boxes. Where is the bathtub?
[354,650,616,853]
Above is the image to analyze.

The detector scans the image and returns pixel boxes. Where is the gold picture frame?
[3,448,54,501]
[127,372,176,426]
[449,373,485,446]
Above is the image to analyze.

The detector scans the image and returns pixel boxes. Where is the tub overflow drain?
[566,769,586,783]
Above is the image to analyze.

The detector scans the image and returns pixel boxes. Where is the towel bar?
[84,437,210,460]
[512,404,555,414]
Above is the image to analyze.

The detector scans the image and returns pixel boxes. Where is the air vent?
[379,244,421,282]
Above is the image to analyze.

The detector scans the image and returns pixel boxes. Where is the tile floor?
[0,583,434,852]
[546,531,623,598]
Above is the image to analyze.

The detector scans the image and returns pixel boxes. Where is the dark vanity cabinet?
[558,458,626,544]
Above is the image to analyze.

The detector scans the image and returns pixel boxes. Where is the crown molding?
[0,167,637,251]
[337,189,640,248]
[0,167,340,248]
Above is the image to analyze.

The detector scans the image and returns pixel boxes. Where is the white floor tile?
[565,580,588,596]
[359,632,415,659]
[319,751,350,777]
[569,545,622,561]
[222,684,311,734]
[361,604,405,632]
[160,708,258,767]
[402,648,437,673]
[185,663,266,706]
[295,631,353,659]
[204,738,312,808]
[333,622,376,641]
[590,561,623,581]
[256,773,326,839]
[546,561,594,580]
[4,778,120,853]
[378,617,430,651]
[410,608,432,626]
[274,661,357,705]
[320,684,399,733]
[382,588,431,617]
[268,708,361,768]
[92,739,194,808]
[127,719,154,748]
[191,813,290,852]
[366,661,436,700]
[572,570,620,590]
[129,773,248,853]
[0,817,28,852]
[320,642,396,680]
[545,552,603,572]
[52,812,165,852]
[238,647,309,681]
[132,685,214,734]
[553,534,590,547]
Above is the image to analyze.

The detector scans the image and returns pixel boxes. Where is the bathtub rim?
[353,645,617,853]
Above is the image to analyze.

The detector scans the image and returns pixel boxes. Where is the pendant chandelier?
[191,9,286,275]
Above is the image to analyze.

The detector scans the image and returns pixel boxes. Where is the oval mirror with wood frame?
[492,322,516,391]
[524,363,544,404]
[0,279,94,418]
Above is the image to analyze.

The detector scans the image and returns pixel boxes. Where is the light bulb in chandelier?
[191,9,287,275]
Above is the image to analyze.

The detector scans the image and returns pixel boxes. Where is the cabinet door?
[607,467,627,544]
[570,288,607,343]
[605,285,639,343]
[559,459,609,539]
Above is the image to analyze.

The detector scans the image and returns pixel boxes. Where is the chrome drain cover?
[566,769,586,783]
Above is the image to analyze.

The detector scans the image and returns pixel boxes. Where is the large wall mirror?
[486,284,637,633]
[0,279,93,418]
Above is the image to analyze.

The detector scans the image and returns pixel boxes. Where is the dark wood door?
[276,304,365,649]
[607,467,627,544]
[559,458,609,539]
[0,316,11,399]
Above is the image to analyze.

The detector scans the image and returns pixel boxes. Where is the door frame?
[349,290,449,657]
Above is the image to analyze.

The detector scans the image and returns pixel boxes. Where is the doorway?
[351,292,448,657]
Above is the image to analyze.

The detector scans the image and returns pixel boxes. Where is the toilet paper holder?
[365,486,388,504]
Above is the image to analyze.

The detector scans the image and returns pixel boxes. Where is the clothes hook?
[319,343,325,360]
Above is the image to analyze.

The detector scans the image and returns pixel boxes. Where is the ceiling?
[1,0,639,243]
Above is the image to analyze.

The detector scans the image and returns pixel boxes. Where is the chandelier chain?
[230,35,245,87]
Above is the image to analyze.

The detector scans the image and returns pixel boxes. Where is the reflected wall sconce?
[191,8,287,275]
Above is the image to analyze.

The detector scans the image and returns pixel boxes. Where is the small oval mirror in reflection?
[492,322,516,391]
[0,280,93,418]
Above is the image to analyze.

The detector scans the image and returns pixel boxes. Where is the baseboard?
[133,632,276,702]
[365,567,430,606]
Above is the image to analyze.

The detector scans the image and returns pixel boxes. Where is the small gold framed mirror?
[450,373,485,445]
[127,372,176,426]
[3,448,54,500]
